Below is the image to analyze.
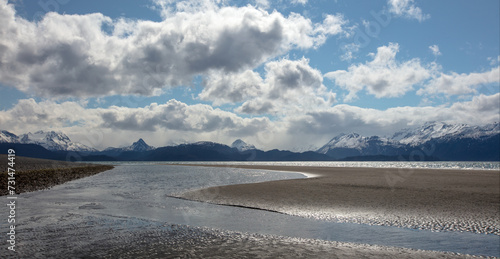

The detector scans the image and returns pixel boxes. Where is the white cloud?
[418,66,500,96]
[315,14,346,36]
[254,0,270,9]
[199,70,264,106]
[0,98,275,149]
[325,43,433,101]
[292,0,308,5]
[287,93,500,138]
[151,0,227,19]
[341,43,360,61]
[200,58,336,114]
[429,44,441,56]
[98,100,272,135]
[387,0,430,22]
[0,0,346,99]
[1,94,498,151]
[0,99,95,130]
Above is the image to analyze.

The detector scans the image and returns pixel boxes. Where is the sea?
[1,161,498,258]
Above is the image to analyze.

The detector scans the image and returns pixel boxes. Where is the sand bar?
[176,164,500,235]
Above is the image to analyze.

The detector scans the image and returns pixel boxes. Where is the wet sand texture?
[0,155,113,195]
[97,226,477,259]
[19,219,477,259]
[177,165,500,235]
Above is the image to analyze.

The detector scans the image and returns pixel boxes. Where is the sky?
[0,0,499,151]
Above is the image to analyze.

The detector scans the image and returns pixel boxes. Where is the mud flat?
[0,155,113,195]
[14,218,480,259]
[93,225,480,259]
[177,164,500,235]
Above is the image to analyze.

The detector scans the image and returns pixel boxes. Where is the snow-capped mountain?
[391,122,500,146]
[0,130,19,143]
[317,122,499,160]
[18,131,97,152]
[317,133,367,153]
[317,133,404,159]
[124,138,155,152]
[231,139,256,152]
[104,138,155,153]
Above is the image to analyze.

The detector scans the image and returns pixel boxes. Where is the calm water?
[1,164,499,258]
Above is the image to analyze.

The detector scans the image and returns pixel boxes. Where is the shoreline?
[0,155,114,195]
[174,164,500,235]
[166,161,500,171]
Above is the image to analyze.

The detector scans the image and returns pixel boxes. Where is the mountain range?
[1,130,97,152]
[1,122,499,161]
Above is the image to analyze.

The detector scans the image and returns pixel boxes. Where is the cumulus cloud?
[0,98,275,148]
[99,100,272,134]
[287,93,500,137]
[325,43,433,101]
[1,94,498,151]
[199,70,264,106]
[418,66,500,96]
[0,0,346,98]
[387,0,430,22]
[200,58,336,114]
[0,99,94,129]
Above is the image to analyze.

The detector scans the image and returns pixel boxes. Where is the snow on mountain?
[316,122,499,160]
[104,138,155,152]
[231,139,256,152]
[288,144,320,153]
[0,130,19,143]
[18,130,96,152]
[391,122,500,146]
[317,133,367,154]
[124,138,155,152]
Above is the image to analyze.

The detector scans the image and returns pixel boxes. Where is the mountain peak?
[17,130,96,152]
[317,133,366,154]
[126,138,154,152]
[0,130,19,143]
[231,139,256,152]
[390,122,494,146]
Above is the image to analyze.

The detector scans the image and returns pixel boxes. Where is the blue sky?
[0,0,499,150]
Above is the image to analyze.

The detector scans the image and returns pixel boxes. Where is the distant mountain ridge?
[1,130,96,152]
[231,139,256,152]
[317,122,499,161]
[391,122,500,146]
[104,138,155,153]
[1,122,499,161]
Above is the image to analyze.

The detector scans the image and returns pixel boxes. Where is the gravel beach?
[176,164,500,235]
[0,155,113,195]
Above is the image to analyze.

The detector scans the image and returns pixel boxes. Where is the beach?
[2,162,497,258]
[176,164,500,235]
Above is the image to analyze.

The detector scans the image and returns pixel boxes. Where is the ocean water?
[160,161,500,170]
[1,164,499,258]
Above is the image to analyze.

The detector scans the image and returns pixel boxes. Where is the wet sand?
[13,217,477,259]
[0,155,113,195]
[90,225,479,259]
[177,164,500,235]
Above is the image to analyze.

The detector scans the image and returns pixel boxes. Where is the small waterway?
[1,164,498,257]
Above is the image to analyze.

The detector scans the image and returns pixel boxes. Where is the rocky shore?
[0,155,113,195]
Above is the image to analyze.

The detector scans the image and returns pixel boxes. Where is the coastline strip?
[0,155,114,195]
